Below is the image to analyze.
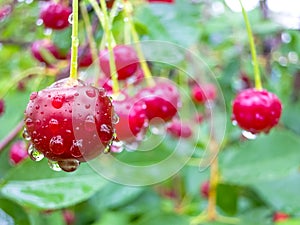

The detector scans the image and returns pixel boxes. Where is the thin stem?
[69,0,79,80]
[123,1,154,86]
[239,0,262,90]
[99,0,120,93]
[80,2,101,82]
[0,121,24,152]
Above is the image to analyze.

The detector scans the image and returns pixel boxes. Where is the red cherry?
[166,119,192,138]
[136,81,181,123]
[24,78,114,170]
[273,212,289,222]
[232,88,282,134]
[114,93,148,142]
[148,0,174,3]
[191,83,217,104]
[9,140,28,165]
[31,40,66,65]
[67,47,93,68]
[98,78,113,93]
[99,45,139,80]
[0,99,5,116]
[40,3,71,30]
[0,5,12,21]
[200,180,209,198]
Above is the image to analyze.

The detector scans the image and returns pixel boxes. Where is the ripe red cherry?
[67,47,93,68]
[99,45,139,80]
[113,93,148,143]
[31,40,66,65]
[136,81,181,123]
[166,119,192,138]
[148,0,174,3]
[40,3,71,30]
[273,212,289,222]
[232,88,282,134]
[200,180,210,198]
[9,140,28,165]
[0,99,5,116]
[24,78,114,171]
[191,83,217,104]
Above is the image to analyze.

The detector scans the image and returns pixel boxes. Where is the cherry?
[200,180,210,198]
[148,0,174,3]
[99,45,139,80]
[136,81,181,123]
[31,40,66,65]
[191,83,217,104]
[0,99,5,116]
[9,140,28,165]
[166,119,192,138]
[67,47,93,68]
[98,78,113,93]
[40,3,71,30]
[273,212,289,222]
[113,93,148,143]
[232,88,282,134]
[24,78,114,171]
[0,5,12,21]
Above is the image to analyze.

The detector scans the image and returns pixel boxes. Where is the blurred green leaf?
[0,198,30,225]
[0,161,108,210]
[134,212,189,225]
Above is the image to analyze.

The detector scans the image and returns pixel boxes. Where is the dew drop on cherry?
[48,160,62,171]
[52,95,65,109]
[58,159,80,172]
[49,135,66,155]
[111,140,124,153]
[242,130,257,140]
[22,128,31,141]
[85,89,96,98]
[84,115,95,132]
[28,144,44,161]
[30,92,38,100]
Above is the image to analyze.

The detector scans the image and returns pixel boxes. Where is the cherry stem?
[207,139,219,220]
[69,0,79,80]
[123,1,155,86]
[0,120,24,152]
[80,2,101,84]
[98,0,120,94]
[239,0,262,90]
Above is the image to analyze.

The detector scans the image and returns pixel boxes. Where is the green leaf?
[275,219,300,225]
[221,130,300,185]
[0,198,30,225]
[216,184,239,215]
[134,212,189,225]
[0,160,108,210]
[252,173,300,213]
[91,211,130,225]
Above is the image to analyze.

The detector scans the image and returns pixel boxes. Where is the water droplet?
[22,128,31,141]
[58,159,80,172]
[98,88,106,97]
[28,144,44,161]
[150,123,166,135]
[30,92,38,100]
[84,115,95,132]
[242,130,257,140]
[36,18,43,26]
[43,28,52,36]
[35,105,40,110]
[48,160,62,171]
[74,92,79,97]
[49,135,66,155]
[70,139,83,158]
[68,13,73,24]
[100,124,111,134]
[85,89,96,98]
[85,104,91,109]
[25,118,34,127]
[232,120,237,126]
[49,118,59,132]
[112,113,119,124]
[52,95,65,109]
[111,140,124,153]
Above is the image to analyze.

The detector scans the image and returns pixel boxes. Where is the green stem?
[123,1,154,86]
[99,0,119,94]
[239,0,262,90]
[69,0,79,80]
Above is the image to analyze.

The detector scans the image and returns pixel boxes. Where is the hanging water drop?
[48,160,62,171]
[242,130,257,140]
[28,144,44,161]
[112,113,119,124]
[232,120,238,126]
[58,159,80,172]
[22,128,31,141]
[68,13,73,24]
[110,140,124,153]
